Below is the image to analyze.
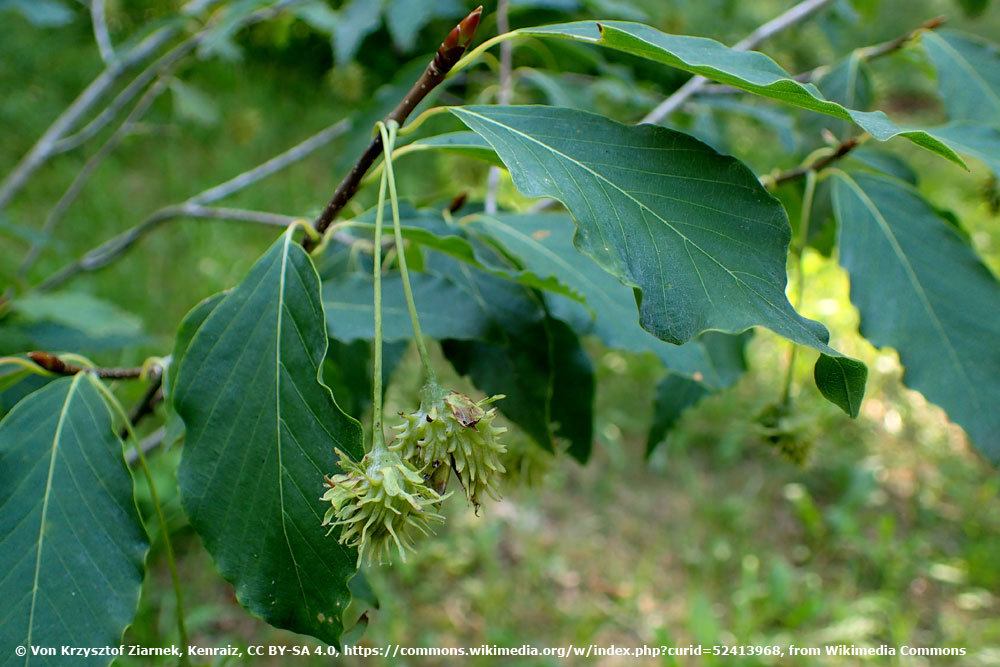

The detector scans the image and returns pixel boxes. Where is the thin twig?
[122,375,164,438]
[0,25,179,209]
[55,0,301,154]
[53,34,201,154]
[641,0,836,124]
[35,205,296,291]
[484,0,512,215]
[33,115,351,291]
[27,351,149,379]
[763,135,862,188]
[189,119,351,205]
[125,426,166,465]
[307,6,484,250]
[0,0,294,209]
[19,77,175,277]
[91,0,116,64]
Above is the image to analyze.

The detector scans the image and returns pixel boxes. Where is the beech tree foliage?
[1,0,998,656]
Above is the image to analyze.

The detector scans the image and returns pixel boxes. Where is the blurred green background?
[1,0,999,664]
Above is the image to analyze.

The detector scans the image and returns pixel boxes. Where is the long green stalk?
[93,379,190,666]
[377,121,437,384]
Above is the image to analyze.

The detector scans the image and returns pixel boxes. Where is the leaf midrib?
[26,375,83,663]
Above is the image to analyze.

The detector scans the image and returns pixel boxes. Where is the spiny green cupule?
[392,379,507,508]
[322,447,445,566]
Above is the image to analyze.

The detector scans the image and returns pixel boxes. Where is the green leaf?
[163,292,227,450]
[0,0,74,27]
[646,374,708,457]
[466,212,734,387]
[813,354,867,419]
[323,272,493,343]
[12,292,142,339]
[431,254,560,450]
[175,230,364,645]
[170,79,221,127]
[0,375,147,658]
[517,22,965,165]
[401,132,504,166]
[922,30,1000,126]
[452,107,865,412]
[343,203,582,301]
[548,318,595,462]
[333,0,383,64]
[384,0,463,52]
[929,122,1000,178]
[443,320,554,451]
[831,172,1000,462]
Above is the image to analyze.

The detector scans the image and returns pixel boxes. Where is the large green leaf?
[323,272,493,343]
[452,107,866,414]
[922,30,1000,125]
[467,212,742,388]
[515,22,964,165]
[0,375,147,662]
[831,172,1000,462]
[175,230,364,645]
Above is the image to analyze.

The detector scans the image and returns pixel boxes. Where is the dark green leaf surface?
[323,273,493,343]
[175,230,364,645]
[516,22,964,164]
[0,375,147,664]
[466,212,734,387]
[443,321,554,452]
[402,131,503,166]
[451,112,864,412]
[432,254,559,451]
[646,374,709,457]
[548,318,595,462]
[922,30,1000,125]
[163,292,226,450]
[831,172,1000,461]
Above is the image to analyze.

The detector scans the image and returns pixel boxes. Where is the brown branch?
[28,351,149,379]
[122,375,164,438]
[306,6,484,250]
[765,135,861,187]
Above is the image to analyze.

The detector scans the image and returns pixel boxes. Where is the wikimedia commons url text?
[12,643,971,659]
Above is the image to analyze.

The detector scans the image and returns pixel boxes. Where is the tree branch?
[189,119,351,205]
[762,134,862,188]
[641,0,836,124]
[27,351,149,379]
[0,25,179,209]
[33,116,352,291]
[35,205,300,291]
[91,0,116,65]
[122,376,164,439]
[306,6,484,250]
[19,76,175,278]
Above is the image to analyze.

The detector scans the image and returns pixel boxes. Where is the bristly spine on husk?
[322,447,445,566]
[391,380,507,508]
